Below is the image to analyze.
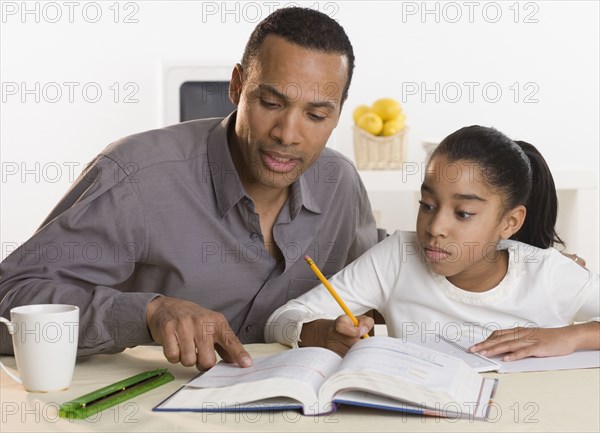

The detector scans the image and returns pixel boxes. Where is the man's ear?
[499,205,526,239]
[229,63,243,106]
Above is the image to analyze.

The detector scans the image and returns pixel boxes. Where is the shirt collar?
[207,113,246,218]
[290,174,322,218]
[208,112,322,219]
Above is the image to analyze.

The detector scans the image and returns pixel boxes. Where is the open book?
[154,336,498,420]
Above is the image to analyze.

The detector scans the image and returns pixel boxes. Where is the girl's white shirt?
[265,231,599,347]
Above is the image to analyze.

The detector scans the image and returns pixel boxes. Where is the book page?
[188,346,341,391]
[155,347,343,413]
[336,336,479,388]
[494,350,600,373]
[403,334,502,372]
[319,336,485,415]
[332,376,498,420]
[448,336,600,373]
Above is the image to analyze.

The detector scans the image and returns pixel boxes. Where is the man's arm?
[0,156,153,355]
[346,170,381,263]
[146,297,252,369]
[1,155,253,368]
[562,252,587,268]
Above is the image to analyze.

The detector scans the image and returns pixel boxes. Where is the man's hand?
[468,322,600,361]
[299,315,374,357]
[562,252,587,268]
[146,296,253,370]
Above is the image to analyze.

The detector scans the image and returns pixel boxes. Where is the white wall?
[1,1,598,271]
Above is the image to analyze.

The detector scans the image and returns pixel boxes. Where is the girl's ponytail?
[432,126,564,250]
[511,141,565,249]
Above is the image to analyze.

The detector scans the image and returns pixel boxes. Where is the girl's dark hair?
[240,7,355,103]
[431,125,565,249]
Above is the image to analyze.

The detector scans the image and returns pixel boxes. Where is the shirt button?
[245,324,254,333]
[250,233,259,240]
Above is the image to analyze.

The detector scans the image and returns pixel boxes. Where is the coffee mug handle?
[0,317,23,384]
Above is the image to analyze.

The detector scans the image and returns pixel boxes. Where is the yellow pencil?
[304,255,369,338]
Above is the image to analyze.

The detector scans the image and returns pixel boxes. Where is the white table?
[1,344,599,432]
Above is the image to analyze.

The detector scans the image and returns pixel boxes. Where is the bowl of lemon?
[353,98,407,170]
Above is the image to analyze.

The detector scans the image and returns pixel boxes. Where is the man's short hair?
[240,7,355,103]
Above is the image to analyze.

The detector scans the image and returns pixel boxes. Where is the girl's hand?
[469,322,600,361]
[299,315,374,357]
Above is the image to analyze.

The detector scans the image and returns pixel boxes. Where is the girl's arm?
[471,247,599,361]
[265,232,407,349]
[468,321,600,361]
[298,315,374,357]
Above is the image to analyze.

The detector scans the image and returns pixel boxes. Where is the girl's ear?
[499,205,526,239]
[229,63,244,106]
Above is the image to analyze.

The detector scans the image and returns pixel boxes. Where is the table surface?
[1,344,599,432]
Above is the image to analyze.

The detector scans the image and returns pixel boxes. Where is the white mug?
[0,304,79,392]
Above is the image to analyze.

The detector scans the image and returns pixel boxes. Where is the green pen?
[59,368,174,420]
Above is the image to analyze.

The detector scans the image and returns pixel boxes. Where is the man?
[0,8,379,370]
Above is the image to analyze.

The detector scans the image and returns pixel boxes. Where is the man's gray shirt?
[0,114,378,355]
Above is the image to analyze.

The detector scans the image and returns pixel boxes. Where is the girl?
[265,125,599,361]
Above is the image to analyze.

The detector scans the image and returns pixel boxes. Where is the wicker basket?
[353,126,407,170]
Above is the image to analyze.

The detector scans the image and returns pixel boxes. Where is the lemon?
[357,112,384,136]
[372,98,402,122]
[381,115,406,136]
[352,105,372,124]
